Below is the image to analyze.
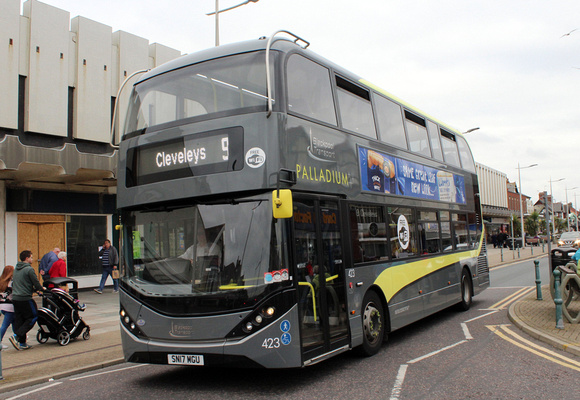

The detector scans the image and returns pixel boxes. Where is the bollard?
[553,269,565,329]
[517,247,520,258]
[534,260,543,300]
[501,247,504,262]
[531,245,534,256]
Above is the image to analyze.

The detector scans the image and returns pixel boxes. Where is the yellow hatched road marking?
[487,287,534,310]
[486,325,580,372]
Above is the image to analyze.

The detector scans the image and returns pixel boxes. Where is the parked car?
[557,231,580,248]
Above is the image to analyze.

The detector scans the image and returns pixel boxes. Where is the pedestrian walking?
[39,247,60,282]
[10,251,44,351]
[0,265,15,349]
[94,239,119,294]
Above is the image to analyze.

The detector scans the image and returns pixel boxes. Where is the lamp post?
[574,193,578,232]
[462,127,480,134]
[565,186,578,231]
[517,163,537,247]
[549,177,565,242]
[207,0,260,46]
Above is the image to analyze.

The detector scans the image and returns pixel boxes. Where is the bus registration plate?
[168,354,205,365]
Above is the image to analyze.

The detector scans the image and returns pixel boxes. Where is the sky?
[32,0,580,205]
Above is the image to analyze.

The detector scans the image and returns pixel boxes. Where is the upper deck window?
[335,76,377,138]
[456,135,476,173]
[123,51,273,136]
[287,55,337,125]
[426,120,444,162]
[374,94,408,150]
[440,129,461,168]
[404,111,431,158]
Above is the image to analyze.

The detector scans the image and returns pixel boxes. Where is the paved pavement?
[1,245,579,393]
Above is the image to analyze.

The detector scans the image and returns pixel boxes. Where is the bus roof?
[137,34,463,137]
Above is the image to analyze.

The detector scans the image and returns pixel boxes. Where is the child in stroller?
[37,287,90,346]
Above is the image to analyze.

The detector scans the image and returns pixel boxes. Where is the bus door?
[293,197,349,362]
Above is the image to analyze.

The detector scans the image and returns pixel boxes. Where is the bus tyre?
[457,269,473,311]
[359,291,385,357]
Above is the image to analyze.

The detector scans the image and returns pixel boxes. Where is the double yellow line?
[486,325,580,372]
[487,287,535,310]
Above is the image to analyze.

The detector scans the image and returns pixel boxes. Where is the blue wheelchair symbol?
[281,332,291,345]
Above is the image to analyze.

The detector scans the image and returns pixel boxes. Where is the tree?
[511,215,521,237]
[555,216,567,233]
[525,211,541,236]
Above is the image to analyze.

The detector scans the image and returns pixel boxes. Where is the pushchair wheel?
[57,331,71,346]
[36,330,49,344]
[83,329,90,340]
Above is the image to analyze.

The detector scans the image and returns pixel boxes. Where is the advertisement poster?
[359,147,466,204]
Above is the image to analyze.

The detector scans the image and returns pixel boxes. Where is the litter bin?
[42,277,79,308]
[550,246,577,272]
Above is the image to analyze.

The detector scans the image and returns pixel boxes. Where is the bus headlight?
[120,307,146,338]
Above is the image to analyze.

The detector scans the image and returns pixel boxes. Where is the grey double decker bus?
[116,31,489,368]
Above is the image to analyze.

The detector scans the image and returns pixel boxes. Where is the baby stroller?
[36,288,91,346]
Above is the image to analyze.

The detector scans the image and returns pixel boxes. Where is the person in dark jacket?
[9,250,44,350]
[94,239,119,294]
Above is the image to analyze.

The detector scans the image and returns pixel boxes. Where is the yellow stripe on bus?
[374,233,485,303]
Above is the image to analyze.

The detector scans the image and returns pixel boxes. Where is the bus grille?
[477,240,489,276]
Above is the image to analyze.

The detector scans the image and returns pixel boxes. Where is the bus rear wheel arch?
[358,290,386,356]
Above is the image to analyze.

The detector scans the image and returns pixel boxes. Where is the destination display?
[359,147,466,204]
[126,127,243,187]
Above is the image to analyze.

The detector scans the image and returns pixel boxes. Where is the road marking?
[69,363,147,381]
[5,382,63,400]
[486,325,580,372]
[407,340,467,364]
[487,286,534,310]
[389,364,408,400]
[460,323,473,340]
[464,310,498,323]
[389,309,497,399]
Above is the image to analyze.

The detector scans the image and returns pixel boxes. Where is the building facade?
[0,0,182,287]
[475,162,510,242]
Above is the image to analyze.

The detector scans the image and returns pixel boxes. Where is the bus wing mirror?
[272,189,293,219]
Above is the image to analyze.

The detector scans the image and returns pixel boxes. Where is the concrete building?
[0,0,182,287]
[475,162,510,242]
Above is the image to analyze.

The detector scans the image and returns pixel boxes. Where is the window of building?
[389,207,417,258]
[440,129,461,168]
[427,121,444,161]
[335,76,376,138]
[66,215,108,276]
[374,94,408,149]
[405,111,431,157]
[349,204,389,263]
[287,54,337,125]
[418,210,441,254]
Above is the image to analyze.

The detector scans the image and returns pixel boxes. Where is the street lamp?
[549,177,565,242]
[462,127,480,134]
[565,186,578,231]
[207,0,260,46]
[517,163,537,247]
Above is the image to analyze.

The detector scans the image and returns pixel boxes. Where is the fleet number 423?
[262,337,280,349]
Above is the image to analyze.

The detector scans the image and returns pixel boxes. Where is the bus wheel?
[457,269,472,311]
[359,291,385,356]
